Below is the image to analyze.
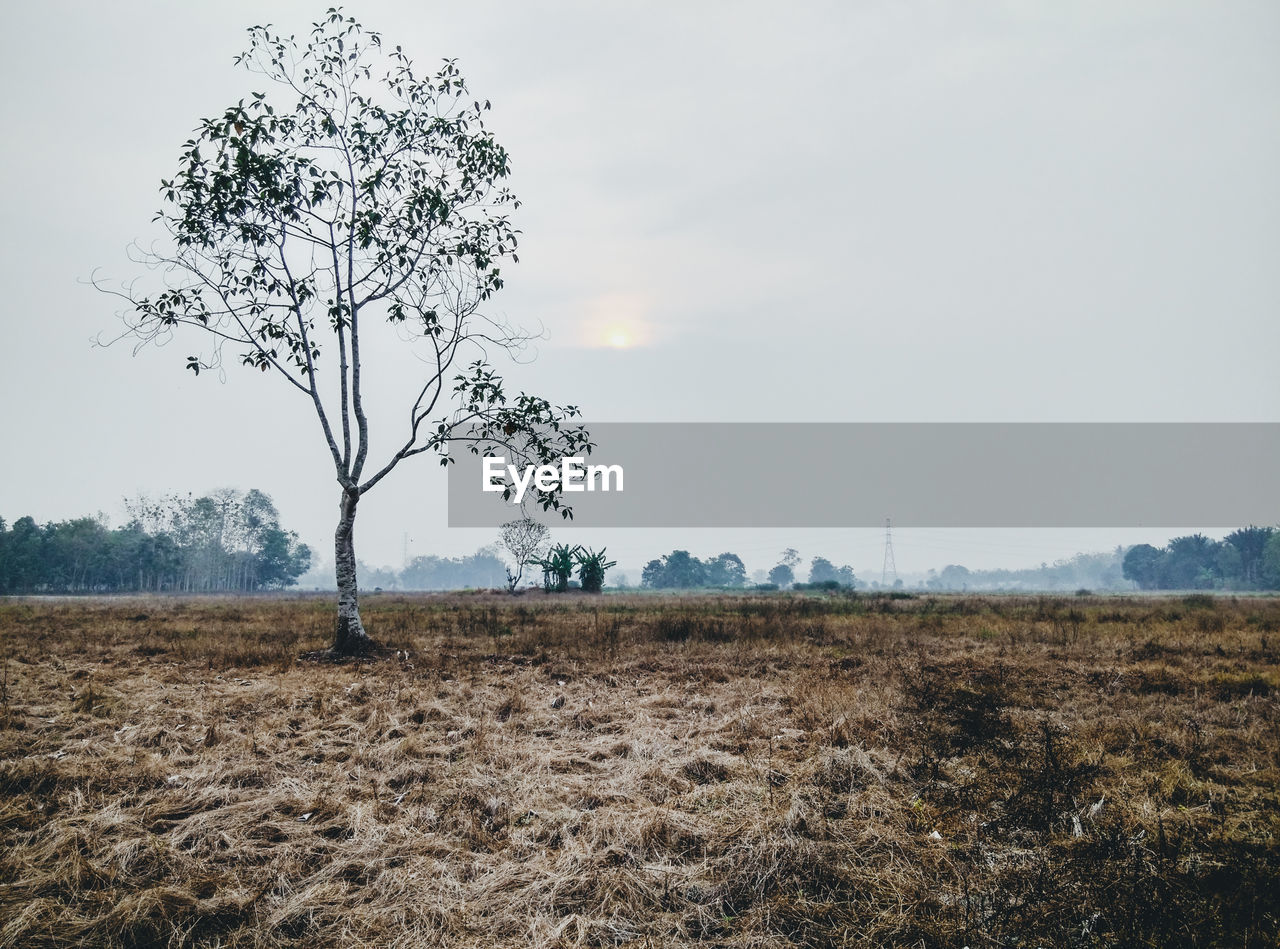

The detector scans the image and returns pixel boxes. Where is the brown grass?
[0,591,1277,947]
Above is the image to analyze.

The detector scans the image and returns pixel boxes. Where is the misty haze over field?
[0,2,1276,577]
[2,9,1278,941]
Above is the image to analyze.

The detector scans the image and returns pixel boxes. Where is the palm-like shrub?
[537,543,581,592]
[576,547,617,594]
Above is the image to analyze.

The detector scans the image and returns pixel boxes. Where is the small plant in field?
[0,655,9,728]
[575,547,617,594]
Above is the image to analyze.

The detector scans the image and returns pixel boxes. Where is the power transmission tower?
[881,517,897,586]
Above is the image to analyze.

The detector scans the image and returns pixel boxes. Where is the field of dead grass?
[0,591,1277,947]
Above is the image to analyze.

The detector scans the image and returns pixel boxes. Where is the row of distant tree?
[0,489,311,595]
[638,533,1280,594]
[354,550,508,592]
[640,549,858,590]
[1122,527,1280,591]
[922,550,1127,592]
[637,548,1131,593]
[8,505,1278,596]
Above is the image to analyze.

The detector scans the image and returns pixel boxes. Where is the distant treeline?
[638,535,1280,594]
[1122,527,1280,591]
[922,550,1128,592]
[0,489,311,595]
[9,506,1278,597]
[642,550,749,589]
[640,550,858,590]
[640,548,1128,593]
[353,550,507,592]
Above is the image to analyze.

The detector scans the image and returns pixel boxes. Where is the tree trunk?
[331,488,373,655]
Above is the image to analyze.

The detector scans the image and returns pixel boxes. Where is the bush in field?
[537,543,580,592]
[575,547,616,594]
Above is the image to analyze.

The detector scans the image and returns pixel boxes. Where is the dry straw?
[1,592,1277,946]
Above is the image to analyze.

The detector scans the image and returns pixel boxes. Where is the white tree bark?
[332,488,370,654]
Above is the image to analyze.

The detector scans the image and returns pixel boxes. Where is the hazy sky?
[1,1,1276,580]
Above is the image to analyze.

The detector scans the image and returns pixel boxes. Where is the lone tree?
[99,10,589,655]
[497,517,550,592]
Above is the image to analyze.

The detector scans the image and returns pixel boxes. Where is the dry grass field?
[0,592,1277,948]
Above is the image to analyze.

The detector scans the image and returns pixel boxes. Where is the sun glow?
[578,292,655,349]
[584,319,649,349]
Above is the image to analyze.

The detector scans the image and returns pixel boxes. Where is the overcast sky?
[1,1,1276,580]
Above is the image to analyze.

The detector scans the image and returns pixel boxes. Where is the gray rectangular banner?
[446,423,1279,528]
